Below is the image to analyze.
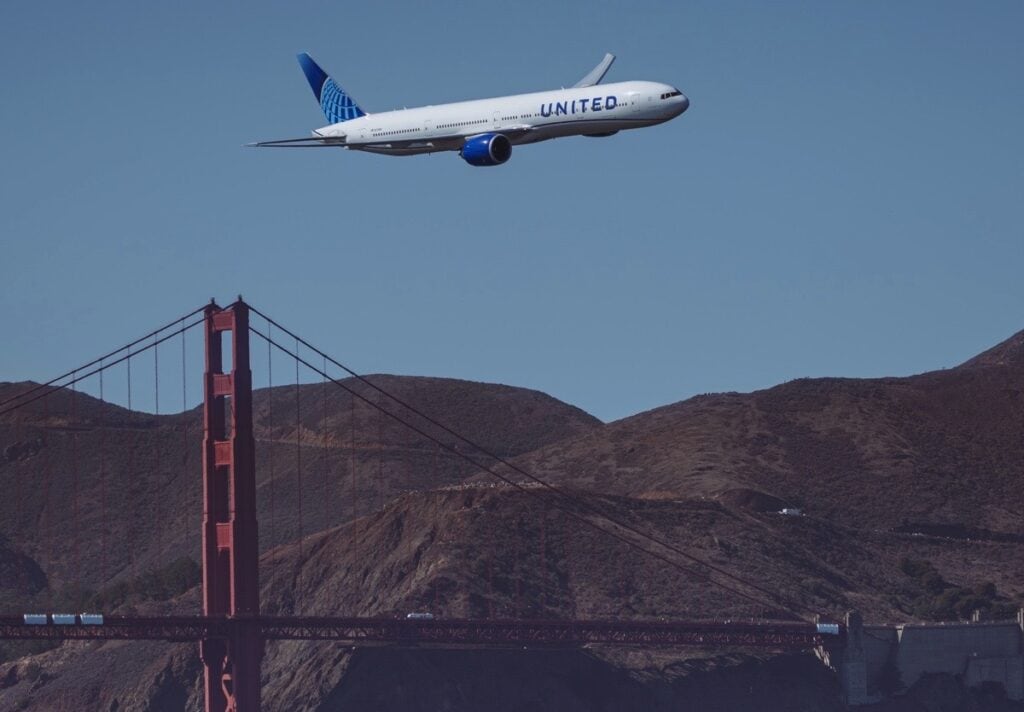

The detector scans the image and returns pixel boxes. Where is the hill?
[1,329,1023,710]
[495,329,1024,535]
[0,375,601,595]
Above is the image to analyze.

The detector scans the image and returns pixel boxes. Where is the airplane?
[249,53,689,166]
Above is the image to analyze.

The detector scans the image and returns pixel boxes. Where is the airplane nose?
[679,93,690,114]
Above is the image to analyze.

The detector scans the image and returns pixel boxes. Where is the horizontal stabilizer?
[573,53,615,88]
[247,135,347,148]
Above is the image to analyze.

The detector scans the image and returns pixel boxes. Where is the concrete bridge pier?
[839,611,870,706]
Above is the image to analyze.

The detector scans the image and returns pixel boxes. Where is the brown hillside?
[497,330,1024,534]
[957,329,1024,370]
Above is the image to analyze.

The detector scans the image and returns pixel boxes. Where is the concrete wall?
[826,612,1024,706]
[862,626,897,685]
[966,655,1024,700]
[896,622,1021,689]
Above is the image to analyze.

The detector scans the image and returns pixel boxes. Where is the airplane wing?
[573,53,616,88]
[246,135,347,148]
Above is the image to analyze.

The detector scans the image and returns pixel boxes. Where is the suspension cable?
[249,323,808,618]
[0,317,205,419]
[246,307,813,618]
[0,305,206,411]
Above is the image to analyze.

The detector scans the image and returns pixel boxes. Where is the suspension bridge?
[0,299,838,712]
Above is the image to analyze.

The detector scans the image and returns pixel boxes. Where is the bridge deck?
[0,616,830,649]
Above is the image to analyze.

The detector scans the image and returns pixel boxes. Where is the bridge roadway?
[0,616,831,649]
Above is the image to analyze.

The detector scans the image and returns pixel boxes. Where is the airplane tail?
[297,53,367,123]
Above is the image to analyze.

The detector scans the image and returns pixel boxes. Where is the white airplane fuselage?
[252,54,689,165]
[314,80,689,156]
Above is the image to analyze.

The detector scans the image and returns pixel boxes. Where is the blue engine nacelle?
[459,133,512,167]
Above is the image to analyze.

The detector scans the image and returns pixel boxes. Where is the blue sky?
[1,1,1022,422]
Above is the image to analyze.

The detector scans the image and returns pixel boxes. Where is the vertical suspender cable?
[377,389,384,512]
[100,364,108,582]
[295,338,303,560]
[154,335,162,565]
[14,388,22,545]
[432,441,439,490]
[267,321,275,553]
[350,387,357,568]
[42,394,52,607]
[322,356,328,531]
[127,355,134,578]
[539,503,546,617]
[563,507,572,618]
[487,558,494,619]
[181,317,189,556]
[71,372,80,607]
[513,516,521,619]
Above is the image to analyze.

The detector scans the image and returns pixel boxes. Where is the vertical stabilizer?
[297,53,367,123]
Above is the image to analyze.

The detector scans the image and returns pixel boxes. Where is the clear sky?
[1,1,1022,422]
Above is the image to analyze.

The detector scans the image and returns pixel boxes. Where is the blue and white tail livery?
[250,52,689,167]
[297,53,365,123]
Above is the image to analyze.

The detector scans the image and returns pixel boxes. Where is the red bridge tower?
[200,301,262,712]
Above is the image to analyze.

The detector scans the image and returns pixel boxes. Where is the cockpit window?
[660,90,683,100]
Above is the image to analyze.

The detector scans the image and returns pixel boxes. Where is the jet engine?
[459,133,512,166]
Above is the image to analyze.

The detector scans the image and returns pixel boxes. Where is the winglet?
[573,53,616,88]
[297,52,367,123]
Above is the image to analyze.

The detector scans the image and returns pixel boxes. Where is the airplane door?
[493,111,502,129]
[425,120,432,137]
